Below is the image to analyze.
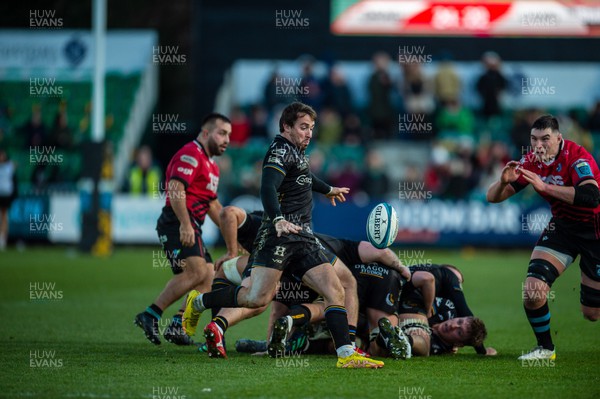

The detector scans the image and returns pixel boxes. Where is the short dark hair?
[201,113,231,131]
[279,102,317,133]
[531,114,559,133]
[442,264,464,283]
[466,317,487,347]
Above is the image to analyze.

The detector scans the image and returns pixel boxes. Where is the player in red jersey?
[487,115,600,361]
[134,113,231,346]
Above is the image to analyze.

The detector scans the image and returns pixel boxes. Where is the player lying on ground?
[134,113,231,346]
[397,264,496,356]
[183,101,382,368]
[218,210,412,359]
[264,232,412,360]
[188,206,410,359]
[182,207,359,357]
[487,114,600,361]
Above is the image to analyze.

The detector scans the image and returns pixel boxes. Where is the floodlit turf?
[0,246,598,399]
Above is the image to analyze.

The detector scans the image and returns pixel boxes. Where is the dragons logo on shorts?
[273,246,286,258]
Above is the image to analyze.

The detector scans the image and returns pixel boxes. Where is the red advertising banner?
[331,0,600,37]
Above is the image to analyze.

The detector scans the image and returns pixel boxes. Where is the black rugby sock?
[211,278,234,317]
[289,305,311,327]
[146,304,163,320]
[525,302,554,351]
[324,305,352,349]
[212,316,229,333]
[348,325,357,345]
[202,285,242,309]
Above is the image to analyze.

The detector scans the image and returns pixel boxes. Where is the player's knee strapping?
[580,284,600,308]
[527,259,560,288]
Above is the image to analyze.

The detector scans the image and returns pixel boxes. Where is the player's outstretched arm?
[357,241,411,281]
[214,205,246,272]
[311,173,349,206]
[486,161,519,203]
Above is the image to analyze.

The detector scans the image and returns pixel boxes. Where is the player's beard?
[208,137,226,156]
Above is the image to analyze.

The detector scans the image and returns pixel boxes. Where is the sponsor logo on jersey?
[271,147,287,157]
[267,156,283,166]
[177,166,193,175]
[573,159,593,179]
[180,154,198,168]
[355,263,389,278]
[540,175,564,185]
[296,175,312,186]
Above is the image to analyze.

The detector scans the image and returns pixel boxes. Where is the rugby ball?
[366,202,398,249]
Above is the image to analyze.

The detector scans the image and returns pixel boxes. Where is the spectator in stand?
[321,65,354,117]
[229,106,251,146]
[249,104,269,141]
[368,52,395,140]
[587,101,600,160]
[263,70,284,113]
[362,149,390,200]
[50,104,73,150]
[330,160,363,198]
[475,141,511,198]
[443,144,477,200]
[476,51,507,121]
[587,100,600,133]
[433,56,462,108]
[560,110,593,153]
[21,105,47,148]
[424,142,450,197]
[435,98,475,147]
[401,63,435,116]
[125,145,162,197]
[317,107,343,145]
[0,149,17,250]
[510,108,542,157]
[300,58,323,112]
[341,113,364,145]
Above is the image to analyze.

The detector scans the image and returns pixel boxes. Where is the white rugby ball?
[366,203,398,249]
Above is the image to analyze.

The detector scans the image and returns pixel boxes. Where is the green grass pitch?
[0,246,598,398]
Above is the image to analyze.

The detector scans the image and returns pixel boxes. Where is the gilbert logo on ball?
[366,203,398,249]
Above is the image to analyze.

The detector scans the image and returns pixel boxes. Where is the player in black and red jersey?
[134,113,231,346]
[487,114,600,361]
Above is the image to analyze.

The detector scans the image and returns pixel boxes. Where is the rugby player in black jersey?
[183,102,383,368]
[397,264,495,356]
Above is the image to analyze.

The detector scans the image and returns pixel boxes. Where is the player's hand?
[518,168,546,193]
[485,347,498,356]
[500,161,521,184]
[275,219,302,237]
[214,252,236,272]
[326,187,350,206]
[398,265,411,281]
[179,223,195,247]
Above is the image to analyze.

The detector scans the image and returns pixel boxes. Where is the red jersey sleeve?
[568,149,599,187]
[168,149,202,189]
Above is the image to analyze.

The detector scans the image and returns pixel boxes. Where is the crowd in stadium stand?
[1,50,599,204]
